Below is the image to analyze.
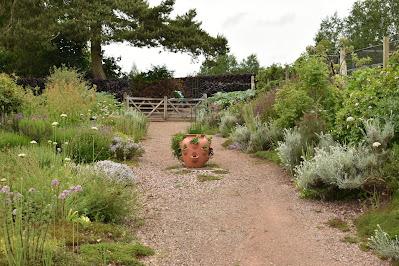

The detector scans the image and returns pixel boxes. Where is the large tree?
[58,0,228,79]
[199,53,260,75]
[314,12,345,55]
[0,0,228,79]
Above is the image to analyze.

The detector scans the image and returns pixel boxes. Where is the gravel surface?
[134,122,387,266]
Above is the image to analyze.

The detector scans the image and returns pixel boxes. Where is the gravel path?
[135,122,386,266]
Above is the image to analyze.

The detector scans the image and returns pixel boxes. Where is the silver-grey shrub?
[363,119,394,149]
[276,128,304,171]
[247,121,282,153]
[94,160,137,184]
[231,125,251,151]
[295,144,378,190]
[110,136,144,161]
[369,225,399,260]
[219,112,238,137]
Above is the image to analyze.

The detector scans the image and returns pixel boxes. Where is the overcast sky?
[104,0,356,77]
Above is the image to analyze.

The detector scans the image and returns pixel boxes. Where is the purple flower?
[51,179,60,187]
[71,185,83,193]
[58,190,70,200]
[0,186,10,193]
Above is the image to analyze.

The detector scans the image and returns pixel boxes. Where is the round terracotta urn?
[180,134,211,168]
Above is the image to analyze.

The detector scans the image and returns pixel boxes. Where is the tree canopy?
[315,0,399,53]
[199,53,260,76]
[0,0,228,79]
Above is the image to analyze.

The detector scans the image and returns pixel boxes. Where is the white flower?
[346,117,355,122]
[372,142,381,148]
[60,113,68,118]
[91,126,98,131]
[30,140,37,144]
[51,122,59,127]
[48,140,53,144]
[18,153,26,158]
[0,178,6,182]
[52,142,57,146]
[64,141,69,145]
[355,103,359,107]
[368,106,372,109]
[64,157,71,162]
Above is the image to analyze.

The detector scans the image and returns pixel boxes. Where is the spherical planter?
[180,134,212,168]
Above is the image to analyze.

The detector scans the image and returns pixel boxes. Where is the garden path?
[135,122,386,266]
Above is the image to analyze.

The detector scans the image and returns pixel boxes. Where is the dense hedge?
[15,73,253,100]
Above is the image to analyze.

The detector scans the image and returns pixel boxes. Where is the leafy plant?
[231,125,251,151]
[18,118,52,142]
[190,137,199,145]
[0,73,26,116]
[110,136,144,161]
[171,133,185,160]
[276,128,305,171]
[369,225,399,260]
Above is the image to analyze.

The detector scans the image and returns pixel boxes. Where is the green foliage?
[334,66,399,143]
[231,125,251,151]
[254,150,281,164]
[251,89,277,122]
[219,112,238,137]
[247,121,282,153]
[72,172,136,223]
[0,130,30,149]
[66,127,112,163]
[297,112,327,146]
[356,191,399,240]
[171,133,185,160]
[79,242,154,266]
[18,118,52,142]
[207,89,256,109]
[274,83,314,129]
[199,53,259,75]
[326,218,350,232]
[0,73,26,115]
[314,12,345,55]
[256,64,286,91]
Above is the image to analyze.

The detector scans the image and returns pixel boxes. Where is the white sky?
[104,0,356,77]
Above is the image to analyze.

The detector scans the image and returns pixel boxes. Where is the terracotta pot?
[180,134,211,168]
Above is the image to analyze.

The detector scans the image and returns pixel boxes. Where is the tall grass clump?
[102,110,148,141]
[43,67,96,124]
[231,125,251,151]
[66,127,113,163]
[219,112,238,137]
[18,119,52,142]
[0,131,30,150]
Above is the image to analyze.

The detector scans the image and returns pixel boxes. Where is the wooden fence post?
[163,96,168,120]
[383,36,390,68]
[250,75,255,90]
[339,48,347,76]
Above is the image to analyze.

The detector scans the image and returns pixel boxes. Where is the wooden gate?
[125,95,206,121]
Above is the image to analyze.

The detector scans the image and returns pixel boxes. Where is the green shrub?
[251,89,277,122]
[171,132,185,160]
[334,66,399,143]
[66,127,112,163]
[297,112,327,145]
[0,131,30,149]
[363,119,394,150]
[0,73,26,115]
[274,82,314,129]
[71,170,136,223]
[18,118,52,142]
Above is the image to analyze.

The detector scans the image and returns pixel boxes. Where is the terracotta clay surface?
[180,134,210,168]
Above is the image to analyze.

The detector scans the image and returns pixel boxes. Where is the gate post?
[339,48,347,76]
[163,96,168,120]
[383,36,390,68]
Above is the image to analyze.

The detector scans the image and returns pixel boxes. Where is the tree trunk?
[90,38,106,79]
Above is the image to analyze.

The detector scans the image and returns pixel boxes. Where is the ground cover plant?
[0,68,151,264]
